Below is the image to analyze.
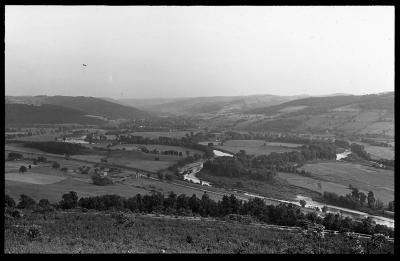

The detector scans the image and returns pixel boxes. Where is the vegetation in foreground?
[5,206,394,253]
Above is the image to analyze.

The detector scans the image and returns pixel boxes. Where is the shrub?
[52,162,60,169]
[38,199,51,208]
[26,225,43,241]
[92,174,113,186]
[7,152,23,161]
[5,194,16,208]
[19,166,27,173]
[17,194,36,209]
[59,191,78,209]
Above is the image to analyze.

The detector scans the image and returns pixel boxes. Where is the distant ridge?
[5,95,150,120]
[119,94,309,116]
[5,103,106,125]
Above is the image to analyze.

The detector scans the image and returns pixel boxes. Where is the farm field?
[105,150,177,172]
[5,173,66,185]
[197,171,321,202]
[356,142,394,160]
[130,131,196,138]
[5,178,150,203]
[111,144,202,156]
[297,161,394,204]
[11,133,62,142]
[277,172,350,198]
[213,140,299,156]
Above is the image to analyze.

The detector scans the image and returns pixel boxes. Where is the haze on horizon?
[5,6,394,99]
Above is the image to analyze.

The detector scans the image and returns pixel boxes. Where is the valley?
[5,92,395,252]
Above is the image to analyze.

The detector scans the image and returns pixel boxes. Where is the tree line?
[5,192,393,237]
[322,187,391,213]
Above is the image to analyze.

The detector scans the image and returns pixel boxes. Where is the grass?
[277,172,350,197]
[357,142,394,160]
[105,150,176,172]
[212,140,299,156]
[11,133,61,142]
[129,131,195,139]
[5,209,393,253]
[5,173,66,185]
[197,171,322,202]
[298,161,394,204]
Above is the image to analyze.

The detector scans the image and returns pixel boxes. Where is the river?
[182,149,233,186]
[183,149,394,228]
[336,149,351,160]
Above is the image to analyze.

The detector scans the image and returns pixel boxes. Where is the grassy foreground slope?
[4,209,393,254]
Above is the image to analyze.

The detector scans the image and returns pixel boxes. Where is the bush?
[59,191,78,209]
[26,225,43,241]
[7,152,23,161]
[38,199,51,208]
[92,174,113,186]
[17,194,36,209]
[52,162,60,169]
[5,194,16,208]
[19,166,27,173]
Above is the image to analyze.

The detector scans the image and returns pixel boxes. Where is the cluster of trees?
[203,156,276,181]
[6,192,393,237]
[91,173,113,186]
[376,159,394,169]
[322,189,385,212]
[350,143,370,161]
[138,146,185,157]
[117,134,214,159]
[7,152,24,161]
[203,142,336,181]
[334,139,350,149]
[22,141,89,155]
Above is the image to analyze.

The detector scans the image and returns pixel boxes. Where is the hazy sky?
[5,6,394,99]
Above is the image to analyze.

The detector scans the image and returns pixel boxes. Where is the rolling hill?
[237,92,394,137]
[5,104,106,125]
[119,94,309,116]
[5,95,150,120]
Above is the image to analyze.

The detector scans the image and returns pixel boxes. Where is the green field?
[105,150,177,172]
[197,171,321,202]
[213,140,300,156]
[295,161,394,204]
[11,133,61,142]
[357,142,394,160]
[278,172,350,197]
[130,131,196,138]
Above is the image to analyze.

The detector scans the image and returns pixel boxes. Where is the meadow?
[111,144,201,156]
[5,209,393,253]
[357,142,394,160]
[212,140,300,156]
[130,131,196,138]
[105,150,176,172]
[197,171,321,202]
[297,161,394,204]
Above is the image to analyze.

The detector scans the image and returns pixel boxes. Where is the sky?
[5,6,394,99]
